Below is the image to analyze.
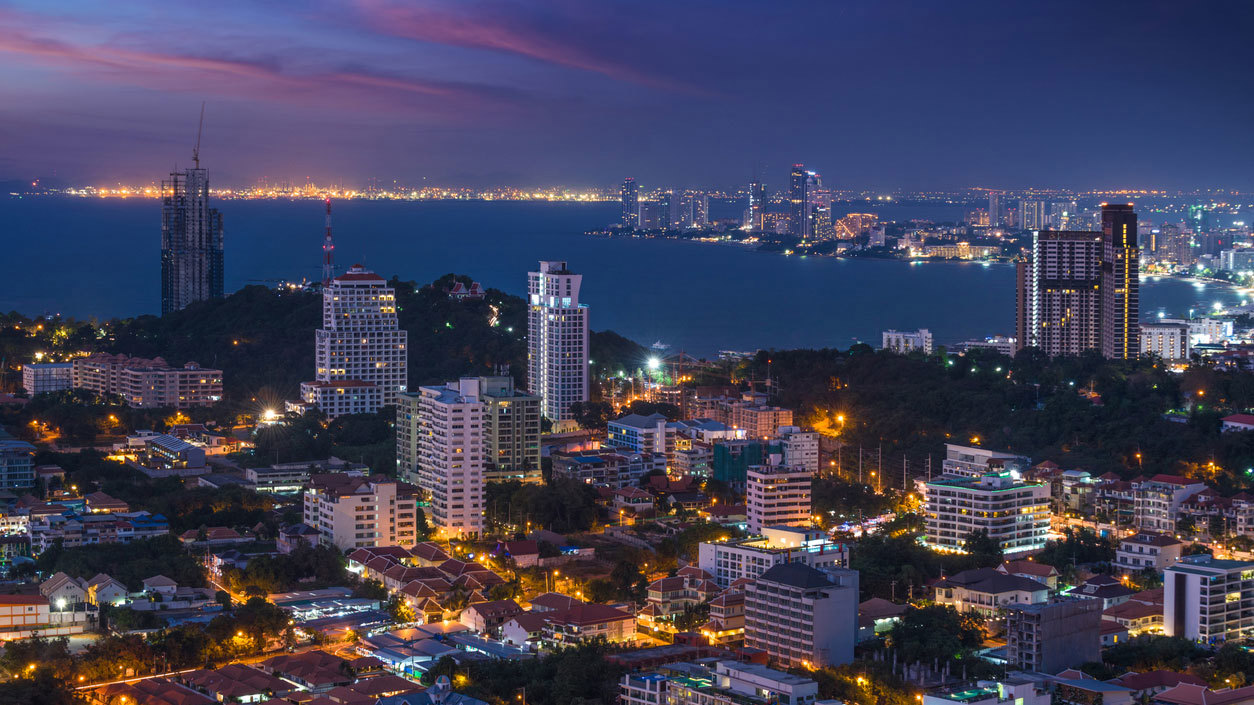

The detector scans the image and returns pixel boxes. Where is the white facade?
[882,329,933,354]
[298,380,382,419]
[302,476,418,551]
[607,413,675,457]
[778,427,819,475]
[923,472,1050,555]
[21,363,73,395]
[744,563,858,668]
[312,264,407,411]
[698,526,848,587]
[1164,556,1254,644]
[412,380,485,538]
[527,261,589,424]
[746,462,812,533]
[1133,475,1208,533]
[1140,323,1190,361]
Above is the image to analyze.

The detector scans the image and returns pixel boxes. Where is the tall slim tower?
[322,197,335,286]
[988,192,1004,228]
[527,261,589,424]
[1101,203,1140,360]
[160,166,223,314]
[312,264,408,407]
[788,164,809,238]
[621,177,639,228]
[748,179,765,230]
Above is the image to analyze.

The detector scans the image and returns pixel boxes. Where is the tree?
[888,605,985,666]
[963,529,1003,568]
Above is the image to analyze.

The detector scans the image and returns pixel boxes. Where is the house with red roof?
[1222,414,1254,432]
[996,560,1060,589]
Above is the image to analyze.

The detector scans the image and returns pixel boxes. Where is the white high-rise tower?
[527,261,589,425]
[301,264,408,416]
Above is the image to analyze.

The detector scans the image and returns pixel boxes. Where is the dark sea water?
[0,197,1245,355]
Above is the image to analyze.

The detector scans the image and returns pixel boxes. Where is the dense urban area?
[4,155,1254,705]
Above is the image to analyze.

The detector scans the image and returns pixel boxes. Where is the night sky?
[2,0,1252,190]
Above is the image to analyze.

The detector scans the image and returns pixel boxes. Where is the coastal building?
[407,379,486,538]
[1164,555,1254,643]
[922,472,1050,556]
[1101,204,1141,360]
[21,362,73,395]
[1003,596,1102,672]
[882,329,933,354]
[1140,322,1190,361]
[305,264,408,414]
[302,474,419,551]
[1022,229,1103,356]
[161,164,224,314]
[748,180,766,231]
[72,353,223,408]
[526,261,590,426]
[621,177,639,228]
[744,562,858,667]
[697,526,849,587]
[746,462,811,533]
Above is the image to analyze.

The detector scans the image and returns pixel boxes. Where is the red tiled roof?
[1111,671,1207,692]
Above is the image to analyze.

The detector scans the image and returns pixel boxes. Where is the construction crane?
[192,102,205,169]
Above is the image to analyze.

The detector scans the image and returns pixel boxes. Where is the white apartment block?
[746,463,812,533]
[1115,532,1183,574]
[1133,474,1208,533]
[607,413,676,458]
[411,380,486,538]
[302,474,418,551]
[1165,556,1254,643]
[311,264,407,412]
[527,261,589,425]
[778,427,819,475]
[941,443,1029,478]
[882,328,933,354]
[1140,322,1191,361]
[298,380,382,419]
[72,354,223,408]
[21,362,72,395]
[698,526,849,587]
[923,472,1050,556]
[744,563,858,668]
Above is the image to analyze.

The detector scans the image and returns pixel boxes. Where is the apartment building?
[302,474,419,551]
[624,661,820,705]
[923,472,1050,556]
[1164,555,1254,643]
[297,380,383,419]
[698,526,848,587]
[527,261,589,425]
[0,440,35,490]
[550,450,665,489]
[1115,532,1183,574]
[409,380,485,538]
[21,362,73,395]
[941,443,1029,478]
[778,427,820,475]
[1004,597,1102,672]
[1141,322,1191,361]
[932,568,1051,619]
[746,462,812,533]
[882,328,934,354]
[72,353,223,408]
[1134,475,1208,533]
[477,376,542,484]
[743,563,858,667]
[607,413,678,460]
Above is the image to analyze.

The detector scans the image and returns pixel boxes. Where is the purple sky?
[2,0,1253,190]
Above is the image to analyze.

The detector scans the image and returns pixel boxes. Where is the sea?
[0,196,1245,356]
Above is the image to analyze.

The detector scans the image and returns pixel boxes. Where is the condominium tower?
[304,264,408,415]
[160,166,224,314]
[1023,230,1103,356]
[746,462,812,533]
[621,177,639,229]
[527,261,589,425]
[1101,203,1140,360]
[788,165,810,239]
[408,379,486,538]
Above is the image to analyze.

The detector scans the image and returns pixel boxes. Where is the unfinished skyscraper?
[160,165,224,314]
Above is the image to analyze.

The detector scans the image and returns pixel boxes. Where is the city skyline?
[2,1,1253,190]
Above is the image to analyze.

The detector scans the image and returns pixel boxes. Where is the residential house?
[931,568,1050,618]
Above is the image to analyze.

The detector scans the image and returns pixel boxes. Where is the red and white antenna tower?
[322,196,334,286]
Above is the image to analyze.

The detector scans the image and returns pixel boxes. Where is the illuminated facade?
[1023,230,1103,356]
[621,177,639,228]
[526,261,589,424]
[1164,555,1254,643]
[310,264,407,413]
[161,167,223,315]
[409,379,485,538]
[697,526,848,587]
[922,472,1050,556]
[746,463,812,533]
[788,164,809,239]
[1101,203,1140,360]
[748,180,765,230]
[72,353,222,408]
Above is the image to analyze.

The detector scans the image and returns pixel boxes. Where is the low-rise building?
[882,328,934,354]
[297,380,383,419]
[72,353,222,408]
[1103,599,1164,636]
[303,474,419,551]
[996,560,1059,589]
[931,568,1051,618]
[744,563,858,668]
[631,660,820,705]
[21,362,73,395]
[924,680,1050,705]
[1141,322,1191,361]
[698,526,849,587]
[1115,532,1183,574]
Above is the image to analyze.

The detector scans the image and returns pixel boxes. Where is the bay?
[0,197,1244,356]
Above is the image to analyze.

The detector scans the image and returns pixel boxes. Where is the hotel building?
[922,472,1050,556]
[72,353,222,408]
[526,261,589,425]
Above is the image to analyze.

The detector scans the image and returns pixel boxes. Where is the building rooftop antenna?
[192,102,205,169]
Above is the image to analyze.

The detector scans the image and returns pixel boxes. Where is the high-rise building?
[778,426,820,475]
[746,462,812,533]
[744,562,858,667]
[302,474,418,550]
[922,472,1050,556]
[527,261,589,424]
[1101,203,1140,360]
[1164,555,1254,643]
[21,362,73,395]
[410,379,486,538]
[1014,259,1029,352]
[988,192,1004,228]
[748,180,766,231]
[477,376,542,484]
[788,165,809,239]
[1048,200,1079,230]
[304,264,408,415]
[698,526,848,587]
[1023,230,1103,355]
[161,167,224,314]
[1020,199,1046,231]
[621,178,639,229]
[881,329,934,354]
